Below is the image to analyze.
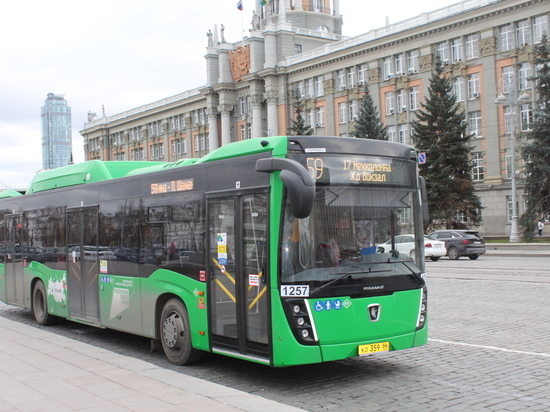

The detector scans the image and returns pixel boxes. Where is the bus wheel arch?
[158,297,202,365]
[31,278,57,326]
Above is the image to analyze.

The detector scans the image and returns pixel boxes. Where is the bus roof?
[26,160,166,193]
[26,137,291,194]
[0,189,23,199]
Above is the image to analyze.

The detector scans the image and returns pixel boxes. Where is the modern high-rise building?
[41,93,73,170]
[80,0,548,236]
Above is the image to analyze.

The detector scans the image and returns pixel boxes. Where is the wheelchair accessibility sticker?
[314,298,352,312]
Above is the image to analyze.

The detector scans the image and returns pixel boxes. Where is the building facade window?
[520,103,533,131]
[358,64,367,84]
[348,100,356,121]
[438,41,450,63]
[347,67,356,88]
[306,79,314,97]
[465,34,480,59]
[398,124,408,144]
[453,77,464,101]
[383,57,394,79]
[451,37,464,62]
[533,15,548,43]
[504,106,513,134]
[472,152,484,181]
[306,109,313,126]
[502,66,514,94]
[385,92,394,115]
[518,63,532,90]
[338,102,347,123]
[315,106,325,127]
[387,126,396,142]
[395,53,405,75]
[499,24,514,51]
[516,19,531,46]
[407,50,419,73]
[506,195,519,222]
[337,70,346,90]
[469,111,482,138]
[315,76,324,96]
[409,86,420,110]
[468,73,480,99]
[397,90,406,112]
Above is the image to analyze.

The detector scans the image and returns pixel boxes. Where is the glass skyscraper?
[41,93,72,170]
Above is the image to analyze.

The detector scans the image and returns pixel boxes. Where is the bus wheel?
[32,280,57,326]
[160,298,202,365]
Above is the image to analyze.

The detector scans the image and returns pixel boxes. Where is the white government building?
[80,0,548,237]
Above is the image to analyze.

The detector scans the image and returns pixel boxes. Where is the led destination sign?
[299,155,413,186]
[150,178,194,194]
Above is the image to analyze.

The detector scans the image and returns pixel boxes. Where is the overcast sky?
[0,0,461,186]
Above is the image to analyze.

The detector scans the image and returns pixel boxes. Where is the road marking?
[429,338,550,358]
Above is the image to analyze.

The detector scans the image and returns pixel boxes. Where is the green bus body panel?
[23,262,69,318]
[270,289,323,366]
[27,160,166,193]
[269,288,427,367]
[312,289,421,345]
[99,275,144,335]
[16,264,209,351]
[138,270,209,351]
[311,290,423,362]
[0,190,23,199]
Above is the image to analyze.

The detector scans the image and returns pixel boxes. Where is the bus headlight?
[284,299,318,345]
[416,287,427,330]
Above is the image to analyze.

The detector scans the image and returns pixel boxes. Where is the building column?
[265,92,279,136]
[332,0,341,15]
[207,109,219,151]
[251,96,264,139]
[219,105,233,146]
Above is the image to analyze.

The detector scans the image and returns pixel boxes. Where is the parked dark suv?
[428,230,486,260]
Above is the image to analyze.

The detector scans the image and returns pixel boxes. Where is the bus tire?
[32,280,57,326]
[160,298,202,366]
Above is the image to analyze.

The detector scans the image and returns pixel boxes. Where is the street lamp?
[495,75,530,242]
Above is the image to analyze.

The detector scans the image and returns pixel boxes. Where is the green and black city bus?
[0,136,428,366]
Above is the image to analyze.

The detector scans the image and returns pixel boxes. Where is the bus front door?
[67,207,100,323]
[208,192,269,361]
[4,214,25,306]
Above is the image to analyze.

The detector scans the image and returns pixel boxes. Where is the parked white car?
[376,234,447,261]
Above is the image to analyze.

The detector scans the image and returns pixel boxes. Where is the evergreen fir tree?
[412,58,482,229]
[351,82,387,140]
[520,35,550,239]
[289,89,314,136]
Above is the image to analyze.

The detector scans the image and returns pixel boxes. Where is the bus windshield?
[280,156,424,296]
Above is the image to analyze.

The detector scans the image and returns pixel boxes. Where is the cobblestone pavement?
[1,255,549,411]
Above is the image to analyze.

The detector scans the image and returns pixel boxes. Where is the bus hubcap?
[163,312,183,348]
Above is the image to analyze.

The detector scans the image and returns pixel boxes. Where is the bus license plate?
[358,342,390,356]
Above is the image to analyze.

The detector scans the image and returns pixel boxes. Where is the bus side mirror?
[419,176,429,226]
[256,158,315,219]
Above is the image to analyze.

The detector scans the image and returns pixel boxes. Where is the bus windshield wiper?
[310,273,351,297]
[310,268,392,297]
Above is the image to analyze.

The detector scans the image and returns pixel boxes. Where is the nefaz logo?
[368,303,381,322]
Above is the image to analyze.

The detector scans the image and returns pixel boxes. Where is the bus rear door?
[208,191,270,363]
[4,214,25,306]
[66,206,100,324]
